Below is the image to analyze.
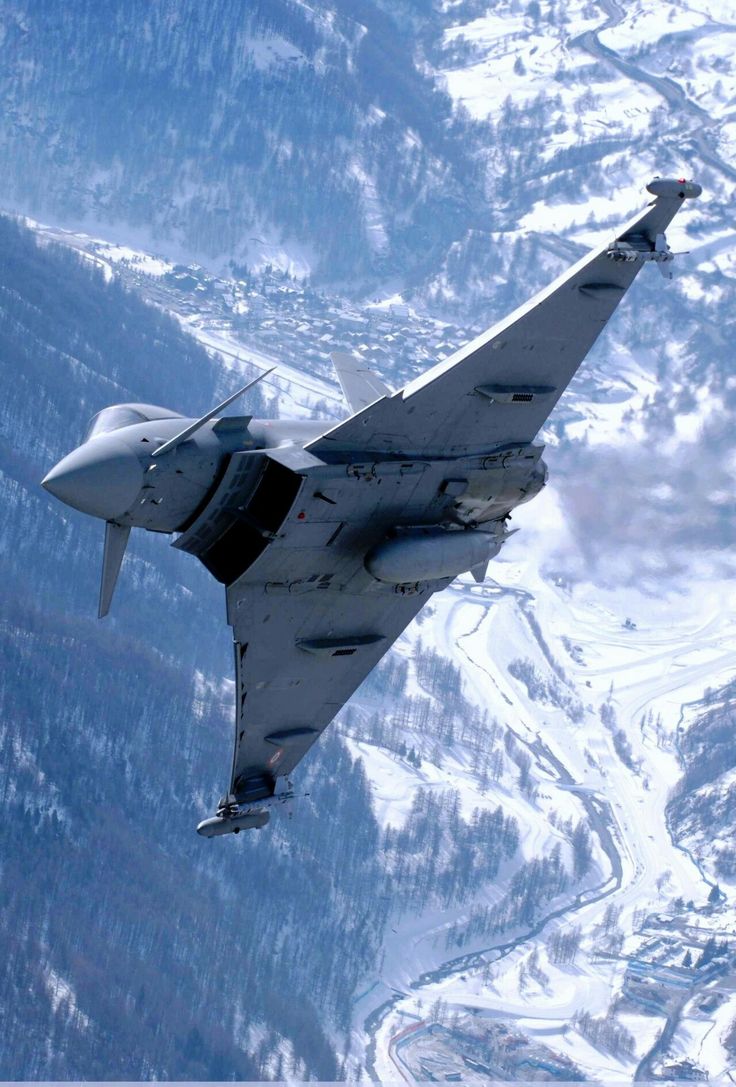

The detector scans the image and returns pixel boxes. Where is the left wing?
[224,580,425,803]
[177,447,436,808]
[307,180,700,461]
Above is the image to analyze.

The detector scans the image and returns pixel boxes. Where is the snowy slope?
[361,485,736,1082]
[32,217,736,1080]
[15,0,736,1071]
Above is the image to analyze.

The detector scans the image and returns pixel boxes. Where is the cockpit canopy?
[85,403,184,442]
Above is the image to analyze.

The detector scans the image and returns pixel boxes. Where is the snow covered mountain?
[23,193,736,1079]
[0,219,373,1078]
[3,0,736,1080]
[0,0,486,285]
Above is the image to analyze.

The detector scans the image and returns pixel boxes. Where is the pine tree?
[708,883,721,905]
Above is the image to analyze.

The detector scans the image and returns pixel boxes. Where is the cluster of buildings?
[618,920,733,1016]
[395,1018,584,1083]
[148,262,479,386]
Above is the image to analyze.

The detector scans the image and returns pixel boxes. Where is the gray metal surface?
[153,369,274,457]
[218,443,553,803]
[331,351,391,413]
[99,521,131,618]
[40,181,701,832]
[307,192,695,460]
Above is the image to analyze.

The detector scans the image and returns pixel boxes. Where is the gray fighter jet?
[42,177,701,836]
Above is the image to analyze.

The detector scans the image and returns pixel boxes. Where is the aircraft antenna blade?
[99,521,131,618]
[152,368,276,458]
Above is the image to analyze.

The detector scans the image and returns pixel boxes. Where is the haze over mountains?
[2,0,736,1080]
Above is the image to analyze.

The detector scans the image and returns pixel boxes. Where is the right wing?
[308,182,700,461]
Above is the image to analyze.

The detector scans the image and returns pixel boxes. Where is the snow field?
[28,209,736,1077]
[598,1,712,52]
[359,470,736,1077]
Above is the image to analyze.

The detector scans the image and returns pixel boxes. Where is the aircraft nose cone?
[42,436,143,521]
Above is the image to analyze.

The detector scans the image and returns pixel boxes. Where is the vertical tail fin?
[331,352,391,414]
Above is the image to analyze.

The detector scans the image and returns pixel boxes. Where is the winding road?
[572,0,736,184]
[359,550,736,1080]
[360,3,736,1076]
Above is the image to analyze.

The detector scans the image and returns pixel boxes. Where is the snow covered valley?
[360,527,736,1082]
[7,0,736,1073]
[28,218,736,1081]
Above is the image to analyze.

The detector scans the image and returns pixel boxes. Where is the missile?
[365,527,503,585]
[196,809,270,837]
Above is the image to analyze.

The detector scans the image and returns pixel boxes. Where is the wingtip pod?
[646,177,702,200]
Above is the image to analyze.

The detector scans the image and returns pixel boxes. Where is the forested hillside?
[668,680,736,884]
[0,0,485,284]
[0,218,373,1077]
[1,218,595,1077]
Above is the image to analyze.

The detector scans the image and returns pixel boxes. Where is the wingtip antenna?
[646,177,702,200]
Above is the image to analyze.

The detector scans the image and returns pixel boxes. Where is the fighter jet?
[42,177,701,836]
